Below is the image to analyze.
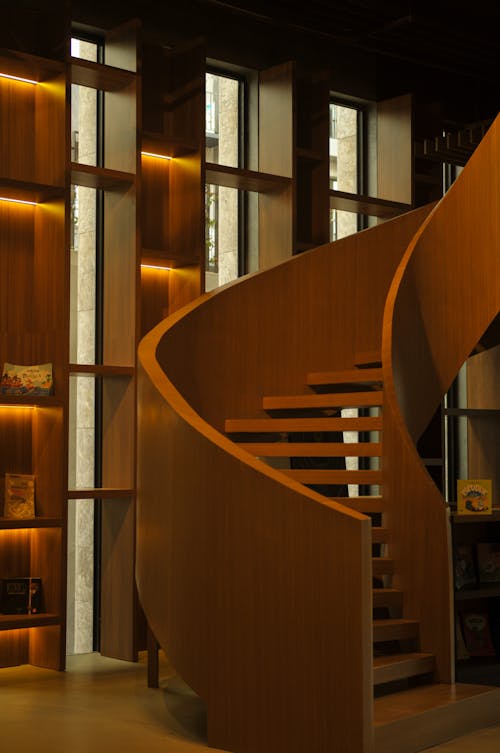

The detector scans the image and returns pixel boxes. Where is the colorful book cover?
[457,479,492,515]
[477,543,500,584]
[4,473,35,519]
[453,543,477,590]
[461,611,496,657]
[0,362,53,396]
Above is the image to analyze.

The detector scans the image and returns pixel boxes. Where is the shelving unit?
[0,14,142,671]
[0,25,68,671]
[449,345,500,685]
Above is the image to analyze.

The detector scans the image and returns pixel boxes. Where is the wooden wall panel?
[34,72,66,186]
[103,188,136,365]
[377,94,413,205]
[100,497,136,661]
[0,78,36,182]
[467,344,500,502]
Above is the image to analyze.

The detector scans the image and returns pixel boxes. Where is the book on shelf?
[0,577,42,615]
[0,362,53,396]
[453,543,477,590]
[4,473,35,519]
[457,479,493,515]
[455,615,469,660]
[460,611,496,657]
[477,543,500,584]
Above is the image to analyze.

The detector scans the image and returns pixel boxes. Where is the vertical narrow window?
[68,35,102,656]
[205,70,244,290]
[329,101,363,241]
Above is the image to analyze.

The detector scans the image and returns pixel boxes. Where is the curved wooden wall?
[137,204,432,753]
[382,114,500,681]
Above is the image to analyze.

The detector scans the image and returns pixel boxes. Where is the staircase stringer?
[381,113,500,684]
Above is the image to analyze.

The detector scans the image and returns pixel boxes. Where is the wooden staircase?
[225,361,440,700]
[137,114,500,753]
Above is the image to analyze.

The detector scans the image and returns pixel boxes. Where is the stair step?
[333,496,385,513]
[237,441,382,457]
[307,367,382,389]
[282,469,382,485]
[373,619,419,642]
[373,588,403,609]
[373,652,435,686]
[262,390,383,410]
[371,527,390,544]
[355,350,382,368]
[225,416,382,434]
[374,683,500,753]
[372,557,395,576]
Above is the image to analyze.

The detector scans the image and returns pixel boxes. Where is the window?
[205,70,245,290]
[68,35,103,657]
[329,101,364,241]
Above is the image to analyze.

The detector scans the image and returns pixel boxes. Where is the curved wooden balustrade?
[137,205,432,753]
[382,113,500,682]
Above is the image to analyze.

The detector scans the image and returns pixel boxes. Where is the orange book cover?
[457,479,492,515]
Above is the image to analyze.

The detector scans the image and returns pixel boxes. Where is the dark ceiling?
[198,0,499,84]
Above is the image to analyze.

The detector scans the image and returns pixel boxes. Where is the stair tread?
[372,556,395,574]
[373,652,434,669]
[373,618,419,642]
[238,441,382,457]
[225,416,382,433]
[263,390,383,410]
[282,469,382,483]
[373,682,500,726]
[373,588,403,607]
[373,652,435,685]
[333,496,384,512]
[307,367,382,387]
[371,527,390,543]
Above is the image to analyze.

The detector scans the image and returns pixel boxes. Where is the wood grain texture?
[136,203,433,752]
[381,114,500,683]
[377,94,413,205]
[137,357,374,753]
[159,203,431,434]
[100,497,137,662]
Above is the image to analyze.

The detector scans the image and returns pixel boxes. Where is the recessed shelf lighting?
[140,263,172,271]
[0,196,37,206]
[141,151,172,161]
[0,72,38,85]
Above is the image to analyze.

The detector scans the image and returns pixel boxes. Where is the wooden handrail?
[382,113,500,682]
[137,203,433,753]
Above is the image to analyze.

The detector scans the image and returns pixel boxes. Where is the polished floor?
[1,652,500,753]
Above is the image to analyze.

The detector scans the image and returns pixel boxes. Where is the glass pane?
[330,103,358,193]
[205,184,239,291]
[71,38,98,62]
[206,72,239,168]
[329,208,358,241]
[70,185,96,365]
[71,84,97,167]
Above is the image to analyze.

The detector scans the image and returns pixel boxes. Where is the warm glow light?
[0,72,38,85]
[141,263,172,271]
[0,196,37,206]
[0,406,35,410]
[141,151,172,161]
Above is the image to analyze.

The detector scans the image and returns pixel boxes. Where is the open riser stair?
[225,362,441,699]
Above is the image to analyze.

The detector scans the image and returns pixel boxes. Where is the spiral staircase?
[137,114,500,753]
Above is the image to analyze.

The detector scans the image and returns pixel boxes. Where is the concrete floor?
[1,652,500,753]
